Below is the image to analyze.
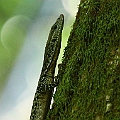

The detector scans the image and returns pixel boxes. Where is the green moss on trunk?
[47,0,120,119]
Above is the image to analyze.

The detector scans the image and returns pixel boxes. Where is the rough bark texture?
[46,0,120,119]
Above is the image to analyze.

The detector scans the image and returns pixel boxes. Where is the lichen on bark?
[46,0,120,119]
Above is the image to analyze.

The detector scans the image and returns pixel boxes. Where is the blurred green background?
[0,0,43,93]
[0,0,80,119]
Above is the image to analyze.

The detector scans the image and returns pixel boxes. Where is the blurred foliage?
[0,0,43,94]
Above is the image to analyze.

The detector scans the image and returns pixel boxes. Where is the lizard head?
[42,14,64,76]
[47,14,64,44]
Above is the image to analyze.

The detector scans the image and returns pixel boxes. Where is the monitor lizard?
[30,14,64,120]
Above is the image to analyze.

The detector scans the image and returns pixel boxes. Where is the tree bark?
[46,0,120,119]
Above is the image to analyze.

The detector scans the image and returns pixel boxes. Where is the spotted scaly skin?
[30,14,64,120]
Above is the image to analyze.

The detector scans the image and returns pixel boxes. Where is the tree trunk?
[46,0,120,119]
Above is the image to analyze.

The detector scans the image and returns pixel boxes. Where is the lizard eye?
[52,24,57,30]
[52,38,56,42]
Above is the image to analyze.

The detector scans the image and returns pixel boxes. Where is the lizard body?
[30,14,64,120]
